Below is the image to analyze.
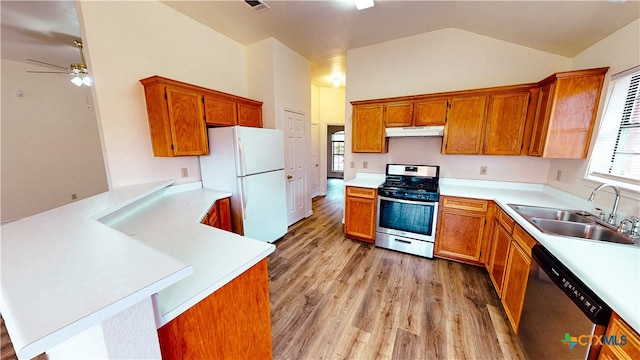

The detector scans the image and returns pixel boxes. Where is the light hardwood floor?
[268,178,526,360]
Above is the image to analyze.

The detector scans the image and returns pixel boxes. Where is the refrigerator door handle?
[237,140,247,176]
[241,177,248,219]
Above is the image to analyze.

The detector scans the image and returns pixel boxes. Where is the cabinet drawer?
[346,187,377,199]
[442,196,488,212]
[601,313,640,360]
[512,225,536,255]
[497,208,515,233]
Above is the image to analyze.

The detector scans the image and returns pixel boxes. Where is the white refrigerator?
[199,126,288,243]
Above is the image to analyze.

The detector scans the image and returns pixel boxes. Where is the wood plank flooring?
[268,179,526,360]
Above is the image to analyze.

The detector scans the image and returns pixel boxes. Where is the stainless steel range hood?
[385,126,445,137]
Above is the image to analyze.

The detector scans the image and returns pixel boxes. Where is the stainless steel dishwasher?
[518,245,612,360]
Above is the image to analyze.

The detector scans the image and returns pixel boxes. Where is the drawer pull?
[394,238,412,244]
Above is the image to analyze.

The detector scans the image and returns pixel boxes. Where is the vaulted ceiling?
[2,1,639,88]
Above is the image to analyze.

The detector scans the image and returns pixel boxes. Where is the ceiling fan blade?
[27,71,69,74]
[27,59,69,70]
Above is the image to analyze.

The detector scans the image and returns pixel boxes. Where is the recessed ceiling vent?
[244,0,270,12]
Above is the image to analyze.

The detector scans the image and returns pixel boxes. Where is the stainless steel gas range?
[376,164,440,258]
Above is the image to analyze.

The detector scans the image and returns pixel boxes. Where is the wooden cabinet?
[201,197,233,232]
[483,91,531,155]
[140,76,263,157]
[351,103,387,153]
[384,101,414,127]
[414,97,448,126]
[344,186,377,243]
[501,226,534,333]
[435,196,493,265]
[203,93,237,126]
[529,67,608,158]
[237,100,263,128]
[158,258,272,359]
[442,95,488,154]
[487,206,537,333]
[599,312,640,360]
[140,78,209,157]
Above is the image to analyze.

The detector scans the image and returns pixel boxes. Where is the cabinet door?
[352,104,386,153]
[443,95,487,154]
[599,313,640,360]
[384,101,414,127]
[204,94,237,126]
[344,187,376,243]
[414,98,448,126]
[237,102,263,128]
[435,207,486,264]
[165,86,209,156]
[488,221,511,294]
[217,198,233,232]
[484,92,530,155]
[529,82,554,156]
[501,240,531,333]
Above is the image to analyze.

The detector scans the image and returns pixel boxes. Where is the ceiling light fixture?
[333,77,342,87]
[354,0,374,10]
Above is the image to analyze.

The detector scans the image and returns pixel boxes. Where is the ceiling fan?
[27,39,92,87]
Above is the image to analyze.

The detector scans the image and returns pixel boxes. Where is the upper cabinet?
[350,67,607,158]
[140,76,263,157]
[528,67,608,158]
[442,95,488,154]
[141,79,209,157]
[351,103,387,153]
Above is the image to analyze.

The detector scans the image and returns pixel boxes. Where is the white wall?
[247,38,313,216]
[315,86,346,192]
[77,1,248,188]
[344,28,570,181]
[0,59,108,221]
[547,19,640,217]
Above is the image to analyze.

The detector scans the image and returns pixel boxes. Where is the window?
[331,131,345,172]
[587,66,640,189]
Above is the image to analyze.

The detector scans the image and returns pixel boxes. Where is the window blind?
[588,66,640,185]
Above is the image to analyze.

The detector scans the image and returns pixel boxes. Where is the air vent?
[244,0,270,12]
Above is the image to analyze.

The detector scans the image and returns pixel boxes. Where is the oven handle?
[378,196,438,206]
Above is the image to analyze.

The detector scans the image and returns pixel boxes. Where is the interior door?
[310,123,320,198]
[283,109,306,226]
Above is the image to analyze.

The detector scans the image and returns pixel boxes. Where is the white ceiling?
[2,1,639,88]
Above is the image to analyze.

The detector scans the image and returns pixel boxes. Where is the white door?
[310,123,320,198]
[283,109,306,225]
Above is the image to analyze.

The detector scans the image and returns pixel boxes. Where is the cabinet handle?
[394,238,412,244]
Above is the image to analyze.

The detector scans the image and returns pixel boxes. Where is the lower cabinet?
[201,197,232,232]
[488,207,536,333]
[157,259,272,359]
[344,186,377,243]
[599,312,640,359]
[435,196,494,266]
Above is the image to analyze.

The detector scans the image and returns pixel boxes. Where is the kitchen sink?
[508,204,635,245]
[531,218,635,245]
[509,204,593,223]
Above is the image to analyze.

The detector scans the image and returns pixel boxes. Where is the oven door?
[376,196,438,242]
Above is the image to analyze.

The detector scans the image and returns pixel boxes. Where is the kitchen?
[2,1,640,359]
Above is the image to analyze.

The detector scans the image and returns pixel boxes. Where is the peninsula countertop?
[0,180,275,359]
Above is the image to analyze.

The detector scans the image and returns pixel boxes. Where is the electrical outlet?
[350,161,355,169]
[363,161,368,169]
[71,193,78,200]
[556,170,562,181]
[181,168,188,178]
[480,166,488,175]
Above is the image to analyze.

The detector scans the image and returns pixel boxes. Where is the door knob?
[287,175,293,180]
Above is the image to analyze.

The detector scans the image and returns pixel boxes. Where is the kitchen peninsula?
[0,180,275,359]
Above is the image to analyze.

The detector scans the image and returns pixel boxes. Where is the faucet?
[588,184,620,225]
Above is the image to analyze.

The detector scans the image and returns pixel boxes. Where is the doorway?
[327,125,345,179]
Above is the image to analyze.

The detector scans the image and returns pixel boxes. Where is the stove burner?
[379,164,440,202]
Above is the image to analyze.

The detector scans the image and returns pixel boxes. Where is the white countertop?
[439,178,640,333]
[102,186,275,326]
[1,180,276,359]
[0,181,192,359]
[344,172,385,189]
